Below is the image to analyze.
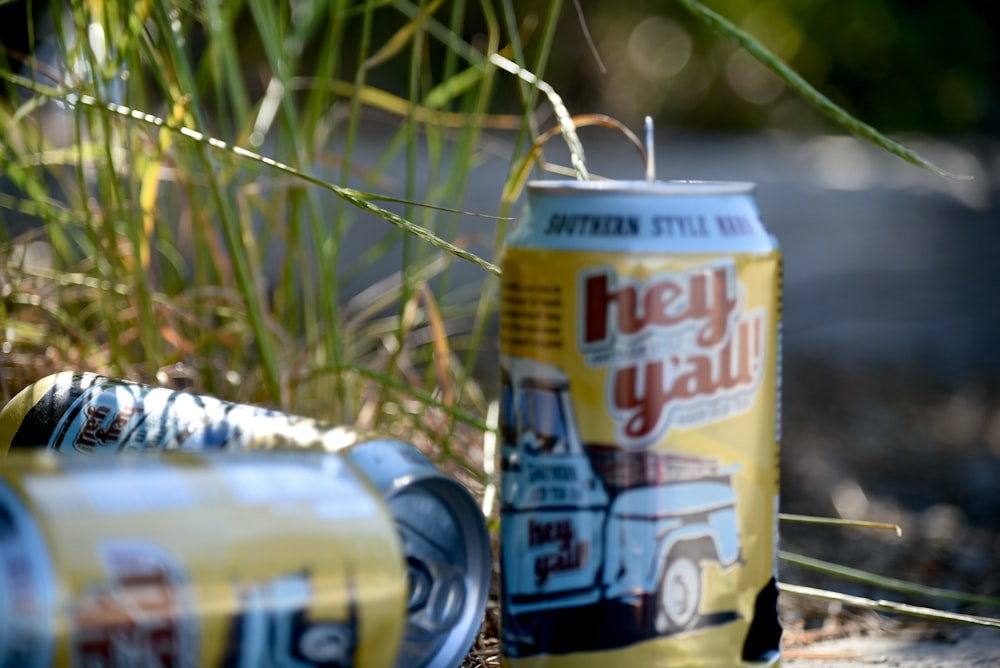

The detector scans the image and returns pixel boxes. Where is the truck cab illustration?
[500,355,742,638]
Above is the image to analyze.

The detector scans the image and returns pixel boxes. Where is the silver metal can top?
[342,440,490,668]
[510,178,776,256]
[527,179,757,196]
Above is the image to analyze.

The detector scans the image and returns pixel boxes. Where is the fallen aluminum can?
[0,448,407,667]
[0,372,491,668]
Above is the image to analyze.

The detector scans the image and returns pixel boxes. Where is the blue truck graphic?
[500,356,742,639]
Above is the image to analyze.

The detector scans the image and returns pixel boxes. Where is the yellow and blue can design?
[499,180,782,667]
[0,450,407,668]
[0,373,491,668]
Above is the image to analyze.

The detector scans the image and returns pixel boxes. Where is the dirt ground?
[780,357,1000,598]
[784,625,1000,667]
[775,355,1000,667]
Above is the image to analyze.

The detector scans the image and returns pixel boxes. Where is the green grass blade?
[314,364,493,433]
[147,0,283,401]
[0,72,502,276]
[781,551,1000,609]
[673,0,972,181]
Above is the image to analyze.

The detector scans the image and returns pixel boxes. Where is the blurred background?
[2,0,999,613]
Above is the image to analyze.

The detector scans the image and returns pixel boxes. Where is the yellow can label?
[0,452,407,667]
[499,246,781,667]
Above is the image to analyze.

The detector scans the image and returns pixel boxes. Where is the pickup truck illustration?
[500,355,742,641]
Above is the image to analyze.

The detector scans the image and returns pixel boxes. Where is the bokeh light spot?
[725,50,784,105]
[627,17,692,80]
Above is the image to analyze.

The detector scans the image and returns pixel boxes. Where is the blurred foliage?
[0,0,526,433]
[3,0,992,136]
[474,0,998,134]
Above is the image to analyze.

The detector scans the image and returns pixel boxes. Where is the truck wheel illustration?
[655,547,702,633]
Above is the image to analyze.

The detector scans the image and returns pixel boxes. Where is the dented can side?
[499,180,782,667]
[0,450,407,668]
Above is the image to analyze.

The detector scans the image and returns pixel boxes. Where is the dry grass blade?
[673,0,972,180]
[779,513,902,536]
[480,399,499,518]
[781,551,1000,609]
[780,583,1000,629]
[502,113,647,203]
[488,53,588,181]
[293,76,525,128]
[363,0,446,70]
[418,282,455,406]
[571,0,607,74]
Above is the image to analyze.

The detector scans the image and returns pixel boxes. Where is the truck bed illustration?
[500,356,741,642]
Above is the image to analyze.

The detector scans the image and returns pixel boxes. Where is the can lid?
[527,178,756,195]
[341,440,490,668]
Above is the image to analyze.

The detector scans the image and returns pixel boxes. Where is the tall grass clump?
[0,0,550,482]
[0,0,968,468]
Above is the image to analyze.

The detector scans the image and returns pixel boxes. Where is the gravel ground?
[784,626,1000,667]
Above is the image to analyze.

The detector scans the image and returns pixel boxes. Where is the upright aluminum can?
[498,180,782,667]
[0,449,407,667]
[0,372,490,668]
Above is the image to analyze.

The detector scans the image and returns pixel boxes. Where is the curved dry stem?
[502,114,647,203]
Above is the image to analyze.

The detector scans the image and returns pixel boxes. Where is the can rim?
[347,438,490,668]
[526,178,756,195]
[383,472,490,668]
